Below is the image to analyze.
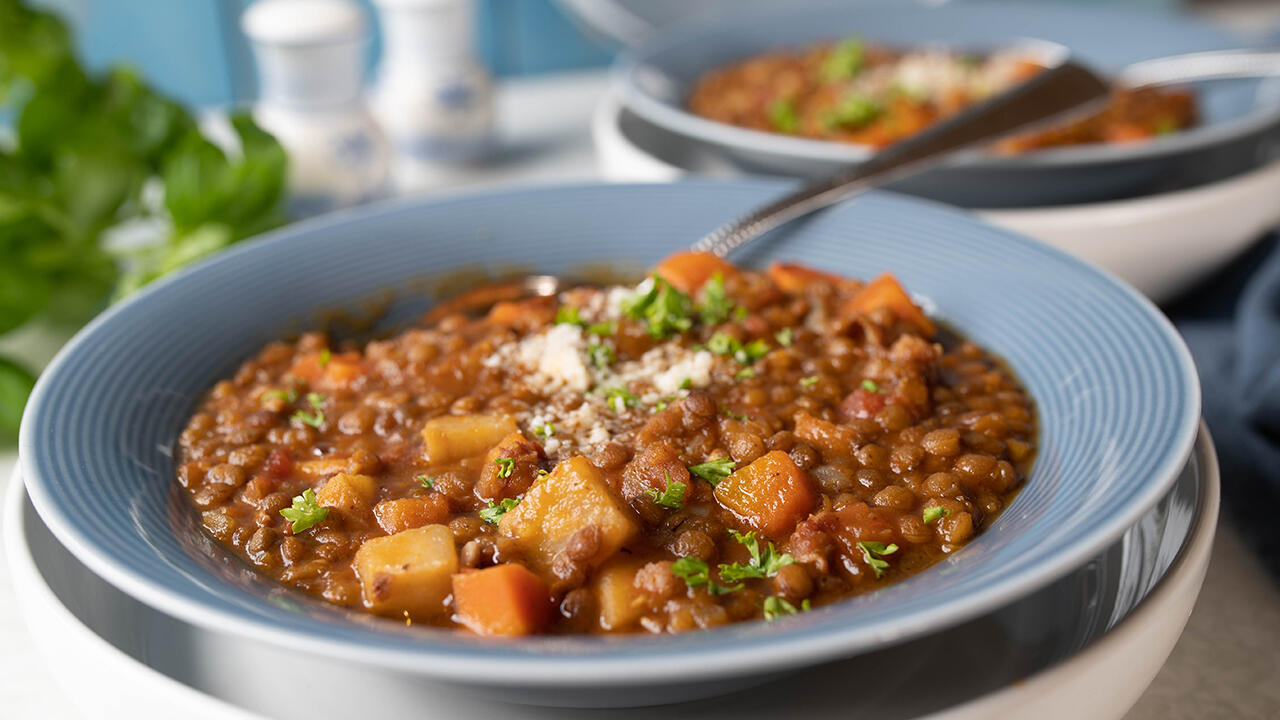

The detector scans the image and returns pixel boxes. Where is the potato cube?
[714,451,817,539]
[420,414,517,464]
[373,494,451,535]
[794,413,859,459]
[354,524,457,618]
[452,563,551,636]
[498,455,638,573]
[593,557,645,632]
[315,473,377,516]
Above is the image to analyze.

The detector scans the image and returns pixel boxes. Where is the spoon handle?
[692,61,1110,257]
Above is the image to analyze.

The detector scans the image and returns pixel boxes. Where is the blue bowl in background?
[19,182,1200,706]
[613,0,1280,207]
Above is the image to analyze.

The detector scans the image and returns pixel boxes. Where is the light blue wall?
[40,0,617,108]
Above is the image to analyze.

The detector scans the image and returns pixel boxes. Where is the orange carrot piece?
[287,350,364,390]
[841,273,935,336]
[714,451,817,539]
[653,251,738,294]
[452,563,552,636]
[767,262,848,294]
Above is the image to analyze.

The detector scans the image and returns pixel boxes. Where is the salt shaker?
[242,0,390,217]
[369,0,495,191]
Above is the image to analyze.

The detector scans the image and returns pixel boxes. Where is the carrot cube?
[315,472,377,517]
[452,563,552,636]
[714,451,817,538]
[841,273,935,336]
[653,251,738,294]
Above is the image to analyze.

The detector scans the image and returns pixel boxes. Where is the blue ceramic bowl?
[613,0,1280,207]
[20,182,1200,706]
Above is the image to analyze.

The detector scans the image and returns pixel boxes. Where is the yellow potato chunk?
[498,455,638,574]
[354,524,457,618]
[315,473,377,516]
[593,557,645,632]
[420,414,517,464]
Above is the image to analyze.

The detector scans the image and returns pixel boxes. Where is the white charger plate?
[592,92,1280,302]
[3,428,1218,720]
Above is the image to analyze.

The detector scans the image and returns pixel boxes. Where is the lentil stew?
[688,38,1197,152]
[176,252,1037,636]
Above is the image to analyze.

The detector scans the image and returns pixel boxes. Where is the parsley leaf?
[280,488,328,534]
[622,276,694,339]
[494,457,515,478]
[822,37,866,82]
[923,506,950,524]
[260,388,298,403]
[555,305,584,326]
[479,497,520,524]
[688,457,735,485]
[671,556,742,595]
[416,474,435,490]
[775,327,794,347]
[586,321,616,337]
[719,530,795,582]
[856,540,899,579]
[861,379,882,393]
[824,92,882,131]
[722,405,748,421]
[533,422,555,439]
[587,341,615,370]
[799,376,819,388]
[644,473,686,510]
[317,348,331,368]
[606,386,640,413]
[763,596,811,621]
[678,377,692,390]
[290,392,326,428]
[736,367,756,379]
[767,98,800,134]
[697,272,735,325]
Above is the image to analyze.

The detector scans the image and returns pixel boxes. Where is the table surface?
[3,63,1280,719]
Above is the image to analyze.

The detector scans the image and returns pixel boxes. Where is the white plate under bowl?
[3,428,1218,720]
[593,92,1280,302]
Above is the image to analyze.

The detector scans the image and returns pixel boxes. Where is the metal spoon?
[473,48,1280,306]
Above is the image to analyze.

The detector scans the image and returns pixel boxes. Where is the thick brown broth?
[176,254,1036,636]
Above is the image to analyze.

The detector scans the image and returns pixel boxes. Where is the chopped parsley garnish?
[698,272,735,325]
[587,341,615,370]
[622,275,694,339]
[763,596,811,621]
[606,386,641,413]
[822,37,866,82]
[586,321,616,337]
[280,489,328,534]
[706,333,770,366]
[799,376,819,388]
[719,530,795,582]
[824,92,881,130]
[416,474,435,490]
[479,497,520,524]
[775,327,794,347]
[533,422,555,439]
[861,379,882,393]
[923,506,950,524]
[653,397,673,412]
[317,348,331,368]
[856,540,899,579]
[671,556,742,595]
[722,405,748,421]
[689,457,735,485]
[494,457,515,478]
[290,392,326,428]
[767,98,800,134]
[555,305,584,326]
[1153,118,1178,135]
[736,368,757,380]
[678,377,692,390]
[644,473,686,510]
[261,388,298,403]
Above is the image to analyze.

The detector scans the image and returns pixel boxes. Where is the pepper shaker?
[242,0,390,217]
[369,0,495,191]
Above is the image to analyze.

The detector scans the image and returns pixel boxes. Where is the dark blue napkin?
[1166,234,1280,577]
